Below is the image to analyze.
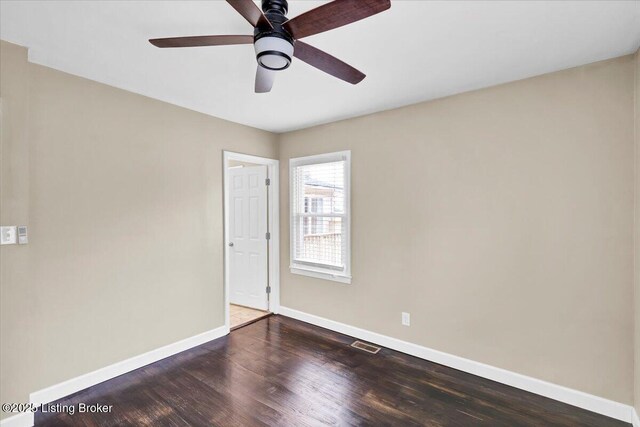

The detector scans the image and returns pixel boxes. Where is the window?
[290,151,351,283]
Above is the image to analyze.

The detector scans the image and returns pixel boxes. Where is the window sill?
[290,267,351,284]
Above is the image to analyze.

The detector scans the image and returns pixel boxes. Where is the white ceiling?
[1,1,639,133]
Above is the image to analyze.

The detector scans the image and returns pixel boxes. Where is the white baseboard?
[0,413,34,427]
[279,306,634,424]
[632,407,639,427]
[20,325,229,426]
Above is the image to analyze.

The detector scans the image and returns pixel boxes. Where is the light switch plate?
[1,226,17,245]
[402,312,411,326]
[17,226,28,244]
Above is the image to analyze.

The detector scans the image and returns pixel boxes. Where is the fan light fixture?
[255,36,294,71]
[149,0,391,93]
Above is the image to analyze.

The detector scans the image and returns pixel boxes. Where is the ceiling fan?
[149,0,391,93]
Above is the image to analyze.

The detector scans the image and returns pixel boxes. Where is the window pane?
[293,161,345,215]
[293,216,343,268]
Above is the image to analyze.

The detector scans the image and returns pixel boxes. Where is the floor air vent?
[351,340,381,354]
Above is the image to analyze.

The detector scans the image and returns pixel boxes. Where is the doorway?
[223,152,279,331]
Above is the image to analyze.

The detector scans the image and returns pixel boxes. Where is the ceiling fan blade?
[149,35,254,48]
[226,0,273,29]
[284,0,390,40]
[294,41,365,85]
[255,66,276,93]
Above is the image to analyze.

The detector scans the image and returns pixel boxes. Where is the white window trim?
[289,150,351,284]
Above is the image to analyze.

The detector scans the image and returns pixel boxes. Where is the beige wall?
[1,41,32,419]
[279,55,635,404]
[0,41,278,416]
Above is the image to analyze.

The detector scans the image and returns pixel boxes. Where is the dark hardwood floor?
[36,315,629,426]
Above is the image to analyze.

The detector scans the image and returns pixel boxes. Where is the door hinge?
[265,178,271,186]
[265,232,271,240]
[266,286,271,294]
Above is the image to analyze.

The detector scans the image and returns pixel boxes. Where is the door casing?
[223,151,279,332]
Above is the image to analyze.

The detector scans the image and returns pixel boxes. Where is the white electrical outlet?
[402,312,411,326]
[1,226,17,245]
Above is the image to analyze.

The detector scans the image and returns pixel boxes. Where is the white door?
[228,165,269,310]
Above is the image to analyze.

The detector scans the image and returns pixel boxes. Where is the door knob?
[228,242,234,247]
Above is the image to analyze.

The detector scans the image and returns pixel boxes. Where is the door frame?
[223,151,280,332]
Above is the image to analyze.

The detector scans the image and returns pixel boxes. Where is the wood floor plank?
[35,316,630,427]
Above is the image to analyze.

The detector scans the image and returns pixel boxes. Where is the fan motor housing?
[262,0,288,15]
[255,0,294,71]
